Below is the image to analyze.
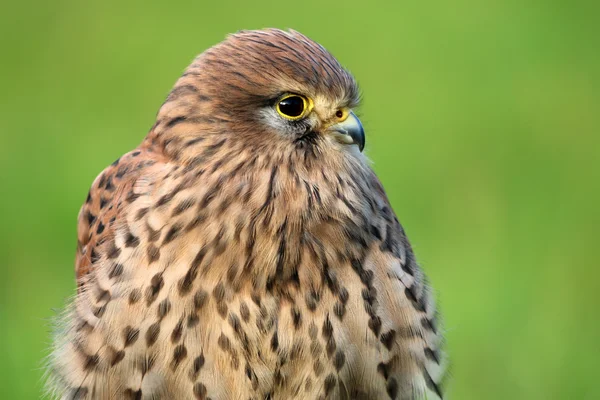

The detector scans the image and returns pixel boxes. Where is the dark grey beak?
[328,111,365,152]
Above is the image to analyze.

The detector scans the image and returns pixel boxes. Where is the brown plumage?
[47,29,445,399]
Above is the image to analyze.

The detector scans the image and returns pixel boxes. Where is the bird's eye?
[276,94,310,120]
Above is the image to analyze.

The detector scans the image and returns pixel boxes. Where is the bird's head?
[152,29,366,165]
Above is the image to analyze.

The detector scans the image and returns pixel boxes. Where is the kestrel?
[47,29,445,399]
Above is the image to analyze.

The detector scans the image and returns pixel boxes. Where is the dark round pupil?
[279,96,305,117]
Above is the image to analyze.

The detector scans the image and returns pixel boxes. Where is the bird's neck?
[141,130,381,293]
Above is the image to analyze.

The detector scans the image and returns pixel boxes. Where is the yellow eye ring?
[335,108,349,121]
[276,94,313,120]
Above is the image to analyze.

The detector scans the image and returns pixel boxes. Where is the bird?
[46,29,445,400]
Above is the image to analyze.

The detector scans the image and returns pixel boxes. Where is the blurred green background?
[1,0,598,398]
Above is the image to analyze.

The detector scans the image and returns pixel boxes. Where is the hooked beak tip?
[328,111,365,152]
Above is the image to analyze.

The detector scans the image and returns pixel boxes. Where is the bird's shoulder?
[74,146,169,285]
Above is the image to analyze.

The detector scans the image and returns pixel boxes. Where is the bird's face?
[157,29,365,165]
[208,29,364,157]
[260,91,365,153]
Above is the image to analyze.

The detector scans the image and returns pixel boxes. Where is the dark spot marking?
[193,289,209,310]
[147,224,161,242]
[90,248,99,264]
[240,302,250,322]
[270,331,279,351]
[226,263,238,284]
[421,316,438,334]
[212,282,226,302]
[310,341,322,358]
[380,329,396,350]
[146,273,164,305]
[171,318,184,343]
[179,248,206,295]
[377,362,389,379]
[386,377,398,399]
[193,382,208,399]
[172,344,188,369]
[109,263,123,279]
[136,207,149,220]
[97,173,107,188]
[147,245,160,263]
[70,387,88,399]
[129,288,141,304]
[187,313,200,327]
[370,224,382,240]
[123,326,140,347]
[172,198,195,216]
[163,223,182,245]
[178,272,195,295]
[125,189,141,203]
[156,192,175,207]
[424,369,443,398]
[158,298,171,319]
[424,347,440,364]
[116,165,129,179]
[405,287,425,312]
[359,269,374,286]
[146,323,160,346]
[125,232,140,248]
[124,389,142,400]
[199,186,219,209]
[167,116,187,128]
[218,333,231,351]
[193,354,205,374]
[338,287,349,304]
[322,315,333,339]
[185,214,206,232]
[313,359,323,376]
[93,304,106,318]
[107,242,121,259]
[139,354,155,374]
[291,306,302,329]
[333,350,345,371]
[84,353,99,370]
[86,211,96,226]
[111,350,125,366]
[217,302,228,318]
[368,315,382,336]
[308,322,318,340]
[401,256,415,276]
[104,176,115,191]
[186,137,205,147]
[380,224,400,257]
[324,374,336,396]
[96,289,110,303]
[326,336,336,357]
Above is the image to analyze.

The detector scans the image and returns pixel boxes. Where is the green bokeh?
[1,1,598,398]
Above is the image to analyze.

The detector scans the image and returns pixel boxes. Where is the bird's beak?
[326,111,365,152]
